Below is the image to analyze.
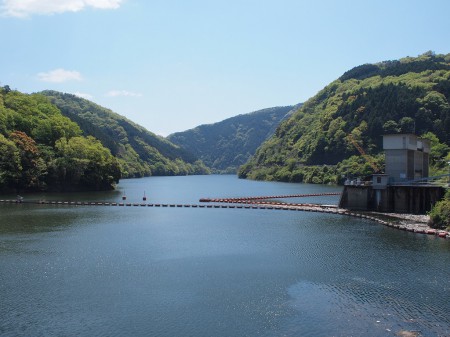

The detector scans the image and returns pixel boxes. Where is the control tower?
[340,134,443,213]
[383,134,430,183]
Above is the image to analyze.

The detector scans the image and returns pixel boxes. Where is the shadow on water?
[1,189,122,203]
[0,204,80,234]
[0,187,123,236]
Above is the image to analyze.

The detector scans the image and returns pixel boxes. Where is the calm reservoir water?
[1,175,449,337]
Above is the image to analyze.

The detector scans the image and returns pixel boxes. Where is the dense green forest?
[239,52,450,184]
[168,105,299,173]
[41,91,209,178]
[0,86,120,192]
[0,87,209,193]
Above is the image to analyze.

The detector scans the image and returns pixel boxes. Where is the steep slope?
[239,52,450,183]
[168,105,299,173]
[0,87,120,192]
[41,91,209,177]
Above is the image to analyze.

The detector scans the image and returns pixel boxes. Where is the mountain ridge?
[41,91,209,178]
[238,51,450,184]
[168,104,301,173]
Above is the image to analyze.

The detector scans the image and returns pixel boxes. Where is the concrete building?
[339,134,443,214]
[383,134,430,183]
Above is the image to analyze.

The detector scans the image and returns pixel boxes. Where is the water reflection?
[0,176,449,337]
[0,204,82,234]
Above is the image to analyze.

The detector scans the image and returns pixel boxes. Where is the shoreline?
[353,210,449,238]
[364,212,430,230]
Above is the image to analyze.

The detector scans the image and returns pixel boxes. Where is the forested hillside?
[41,91,209,178]
[0,86,120,192]
[168,105,299,173]
[239,52,450,184]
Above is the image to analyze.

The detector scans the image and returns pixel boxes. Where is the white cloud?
[1,0,123,18]
[74,92,93,100]
[105,90,142,97]
[37,68,83,83]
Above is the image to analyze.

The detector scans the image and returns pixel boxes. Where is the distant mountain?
[41,91,209,178]
[239,52,450,184]
[168,105,300,173]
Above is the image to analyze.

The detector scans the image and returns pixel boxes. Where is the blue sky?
[1,0,449,136]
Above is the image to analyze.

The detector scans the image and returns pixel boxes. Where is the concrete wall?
[339,186,370,211]
[340,185,445,214]
[414,151,424,178]
[423,153,429,178]
[385,149,408,181]
[383,134,418,150]
[383,134,430,183]
[388,186,442,213]
[407,150,415,180]
[385,148,429,182]
[339,185,384,212]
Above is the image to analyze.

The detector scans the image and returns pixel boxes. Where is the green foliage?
[420,131,450,177]
[51,136,121,190]
[168,105,298,173]
[428,193,450,230]
[0,133,20,188]
[421,132,450,162]
[383,120,399,134]
[0,89,120,192]
[399,117,415,133]
[340,52,450,82]
[9,131,47,190]
[41,91,209,177]
[238,153,385,185]
[0,87,211,192]
[240,52,450,184]
[2,91,82,144]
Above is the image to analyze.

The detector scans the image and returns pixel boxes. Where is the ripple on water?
[281,280,450,337]
[1,177,449,337]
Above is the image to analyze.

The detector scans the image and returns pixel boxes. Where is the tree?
[54,136,121,190]
[0,89,126,192]
[382,120,399,134]
[420,132,450,167]
[9,131,46,190]
[0,134,21,190]
[428,191,450,230]
[399,117,415,133]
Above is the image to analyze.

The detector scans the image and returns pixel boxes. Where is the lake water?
[0,175,449,337]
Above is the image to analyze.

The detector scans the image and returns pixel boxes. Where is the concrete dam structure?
[339,184,444,213]
[339,134,446,214]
